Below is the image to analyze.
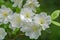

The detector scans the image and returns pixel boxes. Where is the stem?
[52,21,60,26]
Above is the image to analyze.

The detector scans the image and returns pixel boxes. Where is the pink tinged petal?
[46,16,51,24]
[39,12,47,17]
[25,32,31,36]
[4,18,9,24]
[42,24,49,30]
[21,27,31,32]
[29,32,39,39]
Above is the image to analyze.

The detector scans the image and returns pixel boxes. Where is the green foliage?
[16,7,21,13]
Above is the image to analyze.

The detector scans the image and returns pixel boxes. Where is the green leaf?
[51,10,60,20]
[12,28,20,35]
[0,0,4,3]
[16,7,20,13]
[52,21,60,26]
[0,0,4,5]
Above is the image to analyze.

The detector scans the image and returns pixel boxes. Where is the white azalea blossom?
[21,22,41,39]
[0,5,13,24]
[0,28,7,40]
[23,0,40,11]
[11,0,23,8]
[0,0,53,40]
[8,13,23,30]
[33,12,51,30]
[20,8,35,22]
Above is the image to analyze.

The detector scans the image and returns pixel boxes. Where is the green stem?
[52,21,60,26]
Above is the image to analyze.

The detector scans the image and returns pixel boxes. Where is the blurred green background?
[0,0,60,40]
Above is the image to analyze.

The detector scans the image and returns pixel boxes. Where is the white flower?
[21,22,41,39]
[8,13,23,30]
[11,0,23,8]
[0,28,7,40]
[0,5,13,24]
[20,8,35,22]
[33,12,51,30]
[23,0,40,11]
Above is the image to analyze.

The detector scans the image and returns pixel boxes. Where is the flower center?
[2,11,8,17]
[39,18,45,24]
[15,16,21,23]
[32,25,38,32]
[25,12,30,18]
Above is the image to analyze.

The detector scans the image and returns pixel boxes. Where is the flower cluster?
[0,0,51,40]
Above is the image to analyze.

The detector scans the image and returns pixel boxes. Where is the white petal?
[39,12,47,17]
[46,16,51,24]
[42,24,49,30]
[4,18,9,24]
[21,27,31,32]
[29,32,39,39]
[0,28,7,39]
